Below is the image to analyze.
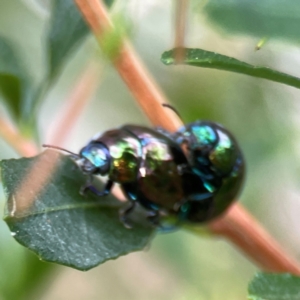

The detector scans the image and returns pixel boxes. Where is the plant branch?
[0,115,38,157]
[209,204,300,274]
[74,0,182,132]
[47,62,100,146]
[174,0,189,63]
[74,0,300,274]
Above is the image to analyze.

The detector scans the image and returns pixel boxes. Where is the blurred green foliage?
[248,273,300,300]
[47,0,89,80]
[203,0,300,43]
[0,0,299,299]
[0,192,52,300]
[0,38,32,124]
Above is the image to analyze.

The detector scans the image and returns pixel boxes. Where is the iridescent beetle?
[172,121,245,222]
[43,111,244,228]
[44,125,210,228]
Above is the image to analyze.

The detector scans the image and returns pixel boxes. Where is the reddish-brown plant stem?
[174,0,189,63]
[74,0,182,132]
[47,63,100,146]
[0,116,38,157]
[74,0,300,274]
[210,204,300,274]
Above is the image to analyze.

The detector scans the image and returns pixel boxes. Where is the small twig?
[74,0,300,274]
[174,0,189,63]
[47,62,100,146]
[0,116,38,157]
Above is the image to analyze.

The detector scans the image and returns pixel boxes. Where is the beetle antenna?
[162,103,184,122]
[42,144,80,158]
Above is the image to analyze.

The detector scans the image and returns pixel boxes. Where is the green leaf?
[0,37,32,122]
[1,150,154,271]
[202,0,300,43]
[47,0,89,79]
[103,0,115,7]
[47,0,115,80]
[248,272,300,300]
[161,48,300,90]
[0,197,53,300]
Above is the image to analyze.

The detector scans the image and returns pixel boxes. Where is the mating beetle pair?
[44,111,244,229]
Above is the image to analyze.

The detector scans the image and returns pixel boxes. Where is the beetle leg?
[147,210,180,232]
[157,222,179,233]
[119,201,136,229]
[79,174,93,195]
[80,179,113,197]
[147,210,160,227]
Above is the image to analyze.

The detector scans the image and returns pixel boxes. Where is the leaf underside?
[161,48,300,90]
[1,151,154,271]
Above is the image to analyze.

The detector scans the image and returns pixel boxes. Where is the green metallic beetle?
[173,121,245,222]
[44,120,244,229]
[77,125,210,228]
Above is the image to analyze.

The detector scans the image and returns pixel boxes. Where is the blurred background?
[1,0,300,299]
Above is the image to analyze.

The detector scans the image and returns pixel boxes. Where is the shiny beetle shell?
[97,125,188,211]
[174,121,245,222]
[73,121,245,227]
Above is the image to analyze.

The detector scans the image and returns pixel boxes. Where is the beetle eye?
[88,148,106,167]
[80,143,110,174]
